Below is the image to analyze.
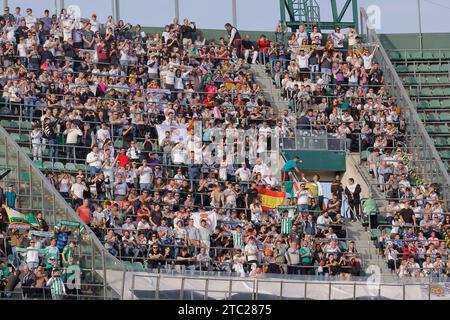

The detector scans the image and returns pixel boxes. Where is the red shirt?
[257,40,271,52]
[117,154,130,168]
[77,205,91,225]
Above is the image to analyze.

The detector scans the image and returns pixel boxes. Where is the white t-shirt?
[297,189,309,205]
[363,54,374,70]
[71,183,85,199]
[244,243,258,261]
[17,43,27,57]
[235,167,251,181]
[139,166,154,184]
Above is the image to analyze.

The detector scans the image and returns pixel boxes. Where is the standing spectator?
[76,199,91,226]
[4,185,17,209]
[46,268,66,300]
[345,178,361,221]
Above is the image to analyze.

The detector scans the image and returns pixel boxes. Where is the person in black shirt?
[43,117,58,160]
[241,34,258,64]
[180,19,196,48]
[399,201,416,225]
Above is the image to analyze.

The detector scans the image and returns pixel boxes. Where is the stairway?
[250,64,289,112]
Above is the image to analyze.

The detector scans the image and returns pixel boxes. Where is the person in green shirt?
[61,241,76,265]
[281,156,302,182]
[45,238,60,265]
[299,239,314,275]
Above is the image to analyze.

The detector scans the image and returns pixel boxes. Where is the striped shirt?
[47,276,66,299]
[232,231,244,248]
[281,217,293,234]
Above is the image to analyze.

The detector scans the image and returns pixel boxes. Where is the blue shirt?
[5,191,16,208]
[282,160,301,172]
[56,231,71,251]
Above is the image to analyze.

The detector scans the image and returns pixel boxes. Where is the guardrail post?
[130,273,135,300]
[155,275,160,300]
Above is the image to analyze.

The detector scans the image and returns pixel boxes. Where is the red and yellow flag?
[255,187,286,210]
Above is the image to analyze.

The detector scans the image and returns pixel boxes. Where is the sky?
[5,0,450,33]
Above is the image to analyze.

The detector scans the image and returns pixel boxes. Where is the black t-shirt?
[151,210,162,226]
[246,188,258,205]
[241,40,254,50]
[399,208,414,224]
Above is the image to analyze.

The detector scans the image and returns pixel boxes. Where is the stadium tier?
[0,3,448,301]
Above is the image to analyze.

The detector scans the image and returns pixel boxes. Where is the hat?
[92,13,97,18]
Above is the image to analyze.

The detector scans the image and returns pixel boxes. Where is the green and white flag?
[4,207,39,229]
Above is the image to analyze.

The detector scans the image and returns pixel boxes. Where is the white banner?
[191,211,217,231]
[156,124,188,145]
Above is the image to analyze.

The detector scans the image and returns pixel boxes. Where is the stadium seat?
[426,113,440,122]
[441,100,450,108]
[422,51,436,60]
[418,113,426,122]
[438,77,449,84]
[54,162,65,171]
[408,51,423,61]
[439,112,450,121]
[0,120,11,128]
[113,140,123,149]
[407,64,417,73]
[123,261,133,270]
[132,261,145,271]
[420,88,433,97]
[21,121,32,130]
[417,64,429,72]
[426,76,438,84]
[75,163,87,171]
[9,120,19,129]
[430,100,441,108]
[438,125,449,134]
[433,88,445,96]
[408,88,419,96]
[429,64,441,73]
[395,65,408,73]
[65,163,77,172]
[43,161,53,171]
[417,101,429,109]
[443,88,450,96]
[20,134,30,143]
[10,133,20,143]
[437,64,449,73]
[389,51,401,61]
[33,160,43,170]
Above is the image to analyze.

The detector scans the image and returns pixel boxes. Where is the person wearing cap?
[46,268,66,299]
[90,13,100,33]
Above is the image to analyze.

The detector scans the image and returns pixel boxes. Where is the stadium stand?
[0,4,448,300]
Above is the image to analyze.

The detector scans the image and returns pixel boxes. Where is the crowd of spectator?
[0,5,447,296]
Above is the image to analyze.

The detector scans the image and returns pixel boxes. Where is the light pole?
[232,0,237,27]
[417,0,423,51]
[175,0,180,19]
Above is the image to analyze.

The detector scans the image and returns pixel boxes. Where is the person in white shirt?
[235,163,252,191]
[362,46,378,71]
[24,8,37,29]
[252,158,269,178]
[63,123,82,160]
[70,176,86,205]
[96,122,111,148]
[296,184,310,213]
[86,146,103,175]
[138,160,154,191]
[330,26,345,48]
[244,237,259,264]
[89,13,100,33]
[312,175,324,210]
[309,25,322,43]
[295,25,308,46]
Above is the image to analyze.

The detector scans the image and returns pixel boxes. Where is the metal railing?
[128,271,447,300]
